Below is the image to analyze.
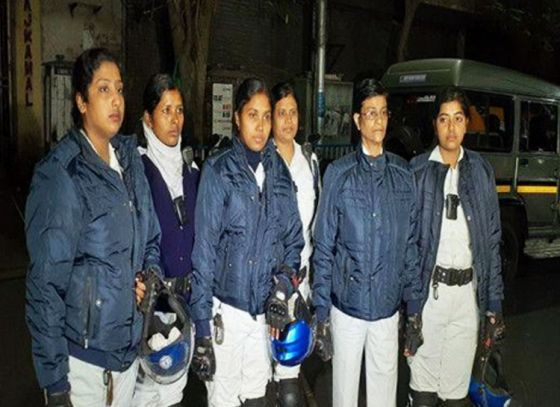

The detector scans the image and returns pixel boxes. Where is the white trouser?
[273,277,310,381]
[132,365,187,407]
[67,356,139,407]
[206,298,272,407]
[408,281,478,400]
[331,306,399,407]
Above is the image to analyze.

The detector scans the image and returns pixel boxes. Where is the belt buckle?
[450,269,459,286]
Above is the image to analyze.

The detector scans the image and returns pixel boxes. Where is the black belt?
[432,266,473,300]
[433,266,473,286]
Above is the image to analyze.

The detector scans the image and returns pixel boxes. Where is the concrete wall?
[10,0,124,182]
[41,0,123,64]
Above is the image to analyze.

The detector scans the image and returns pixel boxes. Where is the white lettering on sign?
[399,74,427,84]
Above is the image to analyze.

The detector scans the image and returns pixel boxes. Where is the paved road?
[2,261,559,406]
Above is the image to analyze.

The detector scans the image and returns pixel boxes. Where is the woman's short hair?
[142,73,182,115]
[235,78,270,115]
[271,81,299,111]
[352,79,387,114]
[434,87,471,120]
[71,47,120,128]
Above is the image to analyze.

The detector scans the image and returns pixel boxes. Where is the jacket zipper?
[250,182,265,316]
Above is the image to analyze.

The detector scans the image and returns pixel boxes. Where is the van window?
[388,90,514,156]
[520,101,558,153]
[463,92,514,153]
[388,93,437,151]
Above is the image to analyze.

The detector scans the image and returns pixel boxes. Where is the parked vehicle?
[381,58,560,281]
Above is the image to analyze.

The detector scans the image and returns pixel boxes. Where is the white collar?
[429,145,464,165]
[362,143,383,156]
[80,129,122,177]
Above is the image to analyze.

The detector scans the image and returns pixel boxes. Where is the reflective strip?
[496,185,558,194]
[517,185,558,194]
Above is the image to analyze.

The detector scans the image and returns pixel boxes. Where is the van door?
[516,100,560,229]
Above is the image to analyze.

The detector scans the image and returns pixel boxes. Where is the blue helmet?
[270,291,314,367]
[469,346,520,407]
[143,338,191,383]
[139,273,194,384]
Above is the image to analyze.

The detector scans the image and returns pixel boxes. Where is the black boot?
[277,378,303,407]
[409,390,439,407]
[242,396,268,407]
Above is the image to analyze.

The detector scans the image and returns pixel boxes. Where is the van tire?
[500,217,521,283]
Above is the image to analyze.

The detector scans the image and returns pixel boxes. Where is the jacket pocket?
[218,242,232,289]
[82,275,98,348]
[344,274,362,309]
[342,257,356,304]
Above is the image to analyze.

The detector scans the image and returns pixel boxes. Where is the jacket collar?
[356,142,387,173]
[71,128,132,171]
[232,135,275,168]
[428,146,472,173]
[429,145,464,166]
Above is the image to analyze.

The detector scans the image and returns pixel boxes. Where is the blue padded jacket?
[25,129,161,389]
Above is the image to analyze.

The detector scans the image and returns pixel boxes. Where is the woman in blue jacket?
[189,78,304,407]
[132,74,199,406]
[406,88,505,407]
[25,48,161,406]
[270,81,320,407]
[312,79,422,407]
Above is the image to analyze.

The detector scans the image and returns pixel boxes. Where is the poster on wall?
[212,83,233,139]
[44,63,73,146]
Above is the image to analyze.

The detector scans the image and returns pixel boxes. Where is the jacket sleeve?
[141,183,162,274]
[25,161,82,389]
[190,162,226,323]
[312,164,341,321]
[485,164,504,312]
[403,178,423,315]
[277,181,304,277]
[134,147,162,274]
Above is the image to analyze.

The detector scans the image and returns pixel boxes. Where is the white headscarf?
[142,119,184,199]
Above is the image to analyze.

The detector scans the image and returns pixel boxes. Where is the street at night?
[4,1,560,406]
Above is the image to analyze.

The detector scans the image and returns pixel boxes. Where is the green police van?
[381,58,560,281]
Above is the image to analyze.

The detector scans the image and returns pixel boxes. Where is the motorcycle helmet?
[469,345,520,407]
[139,272,194,384]
[270,290,314,367]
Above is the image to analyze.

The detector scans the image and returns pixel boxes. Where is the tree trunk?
[397,0,423,62]
[168,0,217,144]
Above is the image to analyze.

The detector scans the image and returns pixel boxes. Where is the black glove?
[314,321,333,362]
[138,267,162,314]
[45,391,73,407]
[191,336,216,381]
[483,312,505,346]
[266,279,291,331]
[404,313,424,356]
